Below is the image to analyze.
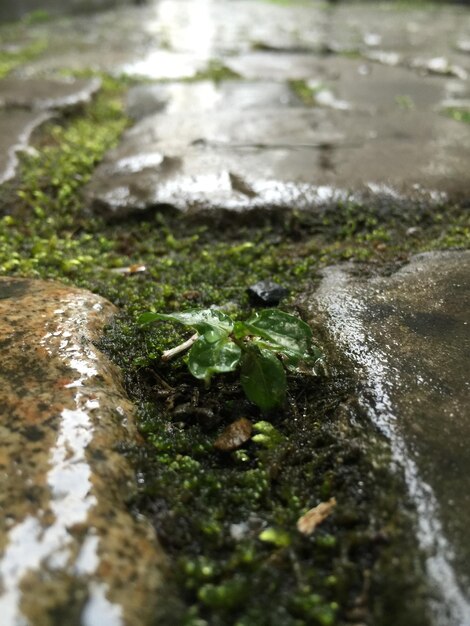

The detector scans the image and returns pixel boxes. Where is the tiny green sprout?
[258,527,291,548]
[252,421,284,448]
[138,308,323,411]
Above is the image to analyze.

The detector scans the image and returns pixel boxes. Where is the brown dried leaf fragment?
[297,497,337,536]
[214,417,253,452]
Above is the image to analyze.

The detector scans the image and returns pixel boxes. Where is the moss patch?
[445,108,470,125]
[189,60,242,83]
[0,37,47,78]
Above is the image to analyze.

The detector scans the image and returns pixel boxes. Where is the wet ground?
[0,1,469,625]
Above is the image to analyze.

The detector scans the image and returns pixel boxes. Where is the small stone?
[247,280,289,307]
[214,418,253,452]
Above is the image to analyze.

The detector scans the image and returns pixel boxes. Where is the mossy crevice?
[0,47,468,623]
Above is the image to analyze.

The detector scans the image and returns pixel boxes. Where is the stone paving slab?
[0,278,167,626]
[126,80,301,120]
[12,0,470,81]
[309,251,470,625]
[0,76,101,110]
[0,76,100,184]
[86,70,470,217]
[0,0,131,23]
[0,108,51,184]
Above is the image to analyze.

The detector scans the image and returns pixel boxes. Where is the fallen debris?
[297,497,337,536]
[214,417,253,451]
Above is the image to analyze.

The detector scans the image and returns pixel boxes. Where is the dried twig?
[297,497,337,535]
[162,333,198,362]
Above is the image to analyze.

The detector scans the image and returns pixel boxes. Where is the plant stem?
[162,333,198,362]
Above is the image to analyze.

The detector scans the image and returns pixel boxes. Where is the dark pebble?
[247,280,289,307]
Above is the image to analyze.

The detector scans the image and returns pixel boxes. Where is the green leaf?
[240,347,287,411]
[282,343,325,374]
[243,309,312,355]
[188,336,241,383]
[138,309,233,342]
[137,311,162,326]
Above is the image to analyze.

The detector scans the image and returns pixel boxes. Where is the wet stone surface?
[86,66,470,217]
[13,1,470,79]
[0,278,167,626]
[3,0,469,215]
[126,80,301,121]
[0,109,51,185]
[309,251,470,625]
[0,0,132,22]
[0,77,101,111]
[0,77,101,184]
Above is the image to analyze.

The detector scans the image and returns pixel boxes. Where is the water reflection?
[123,0,216,78]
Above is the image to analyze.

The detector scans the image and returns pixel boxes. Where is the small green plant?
[138,308,323,411]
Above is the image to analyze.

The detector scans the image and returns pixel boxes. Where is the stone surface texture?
[52,0,468,217]
[0,77,101,184]
[0,0,132,22]
[4,1,470,216]
[309,251,470,625]
[0,278,166,626]
[0,77,101,111]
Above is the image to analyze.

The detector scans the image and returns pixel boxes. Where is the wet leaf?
[188,336,241,383]
[238,309,314,359]
[297,498,337,536]
[240,347,286,411]
[138,308,233,342]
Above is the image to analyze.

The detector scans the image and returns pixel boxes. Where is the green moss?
[22,10,52,25]
[0,38,47,78]
[445,108,470,124]
[189,60,242,83]
[289,79,321,105]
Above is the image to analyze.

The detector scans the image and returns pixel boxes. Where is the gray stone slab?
[0,278,168,626]
[0,0,132,22]
[12,4,211,79]
[144,0,327,55]
[0,108,51,184]
[0,77,100,184]
[126,80,301,120]
[0,76,101,110]
[225,52,328,81]
[86,76,470,217]
[310,251,470,625]
[224,54,467,111]
[13,0,470,81]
